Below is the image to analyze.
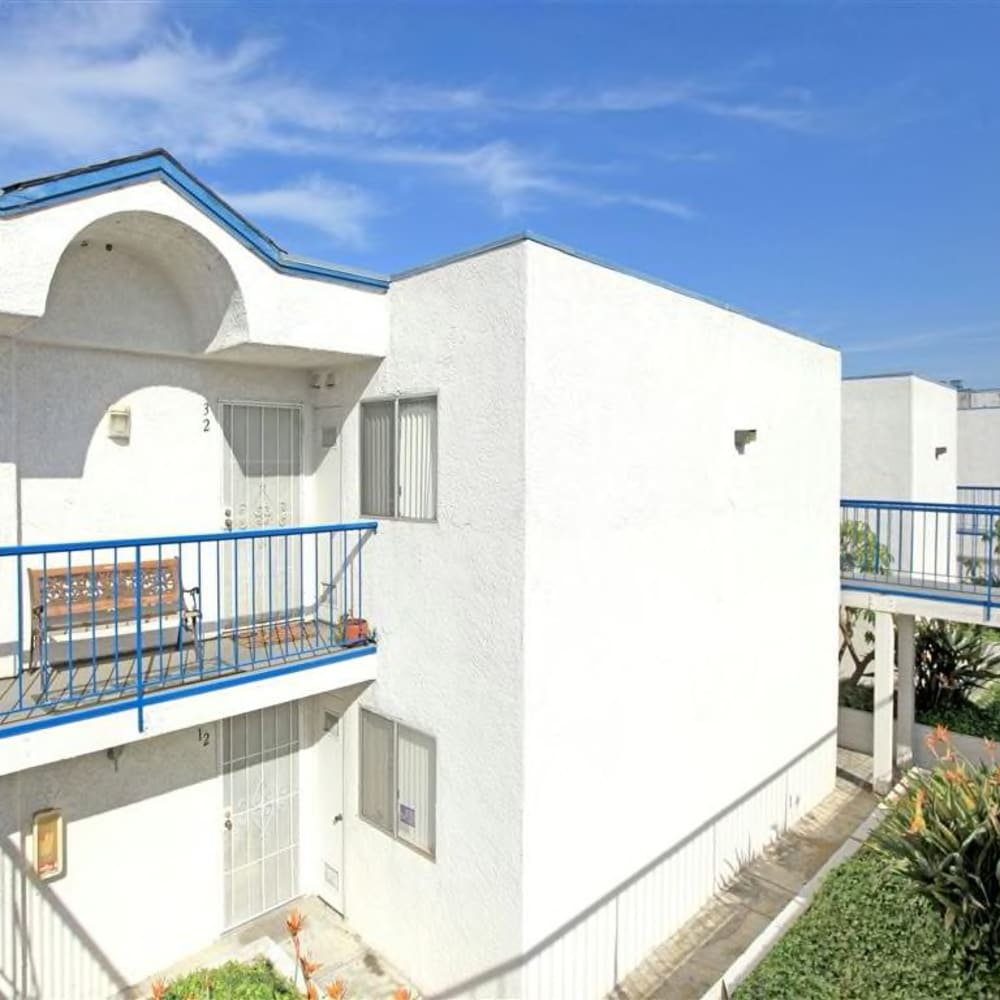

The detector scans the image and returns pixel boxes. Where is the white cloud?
[844,322,1000,355]
[0,1,760,230]
[228,176,377,247]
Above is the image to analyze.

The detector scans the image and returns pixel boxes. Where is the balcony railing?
[841,498,1000,611]
[0,521,377,736]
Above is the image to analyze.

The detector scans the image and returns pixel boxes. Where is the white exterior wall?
[0,723,223,998]
[841,375,956,502]
[909,378,957,504]
[841,376,956,582]
[0,181,387,360]
[334,245,529,996]
[958,407,1000,487]
[842,378,912,499]
[517,242,840,999]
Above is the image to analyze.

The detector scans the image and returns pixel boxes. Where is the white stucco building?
[958,387,1000,492]
[842,374,957,503]
[0,150,841,999]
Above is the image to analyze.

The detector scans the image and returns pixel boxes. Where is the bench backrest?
[28,557,182,622]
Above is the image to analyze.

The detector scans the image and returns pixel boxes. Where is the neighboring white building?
[842,374,957,503]
[958,388,1000,492]
[0,151,841,1000]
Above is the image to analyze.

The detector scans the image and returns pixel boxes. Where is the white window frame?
[359,393,438,522]
[359,708,437,860]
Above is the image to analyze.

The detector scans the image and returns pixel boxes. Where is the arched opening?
[29,210,247,356]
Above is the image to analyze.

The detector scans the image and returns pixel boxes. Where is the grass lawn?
[735,847,999,1000]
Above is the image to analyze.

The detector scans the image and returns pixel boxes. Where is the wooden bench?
[28,557,201,670]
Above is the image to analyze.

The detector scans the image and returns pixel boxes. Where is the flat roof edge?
[392,230,836,352]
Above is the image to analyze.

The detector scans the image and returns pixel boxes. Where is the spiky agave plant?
[872,727,1000,974]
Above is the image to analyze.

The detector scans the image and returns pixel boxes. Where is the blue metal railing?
[0,521,377,736]
[841,498,999,611]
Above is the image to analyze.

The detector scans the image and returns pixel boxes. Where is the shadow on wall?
[427,729,837,1000]
[0,833,129,1000]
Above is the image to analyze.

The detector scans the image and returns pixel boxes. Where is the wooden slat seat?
[27,557,201,670]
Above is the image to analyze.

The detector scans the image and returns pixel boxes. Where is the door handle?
[332,814,343,825]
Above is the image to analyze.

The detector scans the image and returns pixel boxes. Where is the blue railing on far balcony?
[841,498,1000,612]
[0,521,377,737]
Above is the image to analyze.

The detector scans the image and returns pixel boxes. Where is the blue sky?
[1,2,997,383]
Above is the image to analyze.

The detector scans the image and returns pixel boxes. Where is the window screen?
[358,710,436,858]
[396,725,436,856]
[360,395,437,520]
[360,709,394,834]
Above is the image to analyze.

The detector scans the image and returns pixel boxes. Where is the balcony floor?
[0,622,371,731]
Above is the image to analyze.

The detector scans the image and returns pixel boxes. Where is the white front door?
[222,704,301,926]
[317,701,346,913]
[221,401,303,635]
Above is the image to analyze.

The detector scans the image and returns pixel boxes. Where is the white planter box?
[839,708,995,769]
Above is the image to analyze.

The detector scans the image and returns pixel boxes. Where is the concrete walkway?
[610,751,877,1000]
[129,895,418,999]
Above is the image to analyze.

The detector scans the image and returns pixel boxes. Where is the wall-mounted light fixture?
[106,745,124,772]
[107,405,131,442]
[734,428,758,455]
[321,425,338,448]
[935,446,948,459]
[310,371,323,389]
[32,808,65,880]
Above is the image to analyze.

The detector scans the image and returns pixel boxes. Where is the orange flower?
[934,723,951,745]
[301,956,322,977]
[307,983,319,1000]
[286,908,305,937]
[326,981,347,999]
[392,989,412,1000]
[150,980,167,1000]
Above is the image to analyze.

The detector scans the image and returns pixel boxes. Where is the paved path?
[130,895,418,999]
[610,752,877,1000]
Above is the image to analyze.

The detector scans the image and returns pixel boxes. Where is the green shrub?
[917,698,1000,741]
[915,621,1000,713]
[871,732,1000,977]
[162,959,298,1000]
[735,848,984,999]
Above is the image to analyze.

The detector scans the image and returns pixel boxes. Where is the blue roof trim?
[393,230,835,351]
[0,150,389,291]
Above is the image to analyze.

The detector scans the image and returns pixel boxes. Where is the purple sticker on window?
[399,804,416,827]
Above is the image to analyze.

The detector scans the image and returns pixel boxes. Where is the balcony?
[0,521,377,741]
[841,496,1000,620]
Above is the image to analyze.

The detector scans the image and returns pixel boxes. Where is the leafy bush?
[871,730,1000,977]
[918,696,1000,741]
[915,621,1000,713]
[161,959,298,1000]
[735,847,987,999]
[838,678,875,712]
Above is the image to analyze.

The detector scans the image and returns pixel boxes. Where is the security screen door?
[222,704,301,926]
[221,402,303,638]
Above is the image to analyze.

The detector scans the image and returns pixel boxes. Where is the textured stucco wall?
[842,377,913,499]
[0,724,222,998]
[842,375,956,502]
[333,244,528,996]
[0,180,387,360]
[517,241,840,997]
[958,408,1000,487]
[909,378,957,504]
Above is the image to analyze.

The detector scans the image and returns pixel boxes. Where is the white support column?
[896,614,916,771]
[872,610,895,795]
